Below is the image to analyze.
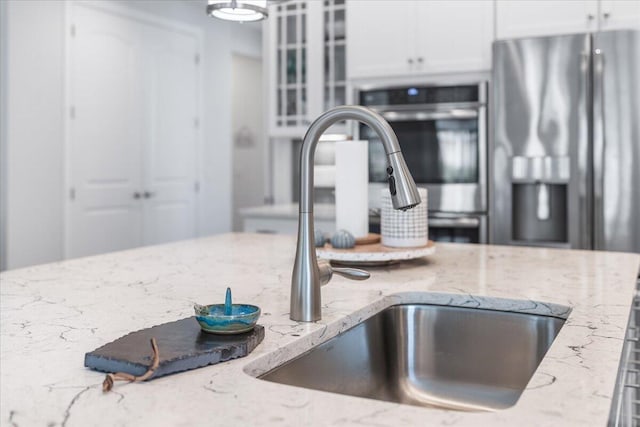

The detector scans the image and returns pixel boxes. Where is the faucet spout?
[290,106,421,322]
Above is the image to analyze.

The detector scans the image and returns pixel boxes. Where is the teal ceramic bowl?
[194,303,261,335]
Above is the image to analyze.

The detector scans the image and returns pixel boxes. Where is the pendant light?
[207,0,269,22]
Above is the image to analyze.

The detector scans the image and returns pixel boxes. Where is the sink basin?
[259,304,565,411]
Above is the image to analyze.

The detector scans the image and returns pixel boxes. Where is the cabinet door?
[496,0,598,39]
[266,1,347,136]
[268,1,312,136]
[415,1,493,73]
[323,0,348,110]
[346,0,415,79]
[600,0,640,30]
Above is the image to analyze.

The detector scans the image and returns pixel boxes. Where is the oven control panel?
[360,85,480,106]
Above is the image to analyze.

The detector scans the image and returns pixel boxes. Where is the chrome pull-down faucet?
[290,106,422,322]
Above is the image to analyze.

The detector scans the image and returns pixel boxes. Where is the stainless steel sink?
[260,304,565,411]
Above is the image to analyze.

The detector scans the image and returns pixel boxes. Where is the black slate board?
[84,317,264,379]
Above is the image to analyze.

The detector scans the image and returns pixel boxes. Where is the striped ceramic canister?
[380,187,428,248]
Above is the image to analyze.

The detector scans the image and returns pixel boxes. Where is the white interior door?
[141,23,199,245]
[68,4,144,258]
[68,3,200,257]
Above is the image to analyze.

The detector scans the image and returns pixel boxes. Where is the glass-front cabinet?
[266,0,348,137]
[323,0,346,111]
[272,1,308,130]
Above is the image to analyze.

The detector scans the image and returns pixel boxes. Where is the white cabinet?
[323,0,348,111]
[347,0,493,79]
[415,1,493,75]
[346,0,414,79]
[600,0,640,30]
[265,0,349,137]
[496,1,599,39]
[496,0,639,39]
[267,1,312,137]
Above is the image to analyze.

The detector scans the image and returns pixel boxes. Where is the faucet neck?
[298,106,401,214]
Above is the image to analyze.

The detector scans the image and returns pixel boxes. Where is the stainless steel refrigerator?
[491,30,640,253]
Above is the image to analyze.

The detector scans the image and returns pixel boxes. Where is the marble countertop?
[2,233,639,426]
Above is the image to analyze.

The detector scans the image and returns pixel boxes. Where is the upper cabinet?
[323,0,348,111]
[496,1,598,39]
[599,0,640,31]
[415,1,494,75]
[346,1,414,79]
[347,0,493,80]
[265,0,348,137]
[496,0,640,39]
[267,1,311,136]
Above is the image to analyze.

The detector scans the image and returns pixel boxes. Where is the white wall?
[2,0,262,270]
[5,0,65,269]
[0,0,8,271]
[230,22,263,58]
[231,54,264,231]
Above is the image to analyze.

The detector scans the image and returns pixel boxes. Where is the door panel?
[142,25,198,245]
[600,0,640,31]
[346,0,414,79]
[416,1,493,73]
[593,30,640,252]
[68,4,143,257]
[491,34,591,248]
[496,0,597,39]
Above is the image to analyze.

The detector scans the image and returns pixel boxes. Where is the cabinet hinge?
[194,182,200,192]
[69,106,76,119]
[194,53,200,65]
[69,188,76,201]
[70,24,76,37]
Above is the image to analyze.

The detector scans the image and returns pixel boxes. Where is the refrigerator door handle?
[578,48,593,250]
[593,49,605,250]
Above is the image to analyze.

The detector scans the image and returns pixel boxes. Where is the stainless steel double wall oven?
[358,83,488,243]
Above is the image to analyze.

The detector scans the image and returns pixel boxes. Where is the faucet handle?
[332,267,370,281]
[318,259,370,286]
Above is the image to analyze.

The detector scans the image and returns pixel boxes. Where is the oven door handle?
[429,217,480,228]
[379,109,478,122]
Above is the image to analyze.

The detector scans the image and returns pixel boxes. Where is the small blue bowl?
[194,303,261,335]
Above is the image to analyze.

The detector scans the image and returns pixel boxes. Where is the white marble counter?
[1,233,639,426]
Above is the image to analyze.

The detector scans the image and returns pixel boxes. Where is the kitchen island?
[1,233,639,426]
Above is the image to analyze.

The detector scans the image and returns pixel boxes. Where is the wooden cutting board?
[85,317,264,379]
[354,233,381,246]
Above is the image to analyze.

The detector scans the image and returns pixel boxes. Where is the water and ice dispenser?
[510,157,570,244]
